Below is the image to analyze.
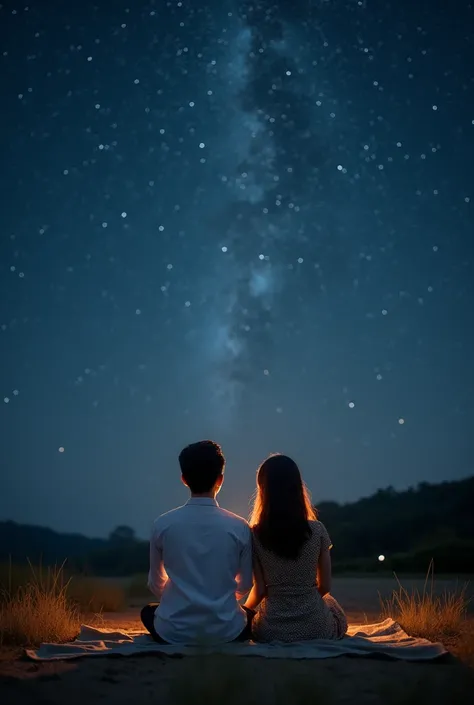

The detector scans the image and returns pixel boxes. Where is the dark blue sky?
[1,0,473,538]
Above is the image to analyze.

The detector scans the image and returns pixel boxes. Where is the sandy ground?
[1,650,473,705]
[1,577,473,705]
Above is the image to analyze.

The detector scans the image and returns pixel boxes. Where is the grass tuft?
[0,562,126,614]
[0,563,80,646]
[380,561,470,642]
[0,562,127,646]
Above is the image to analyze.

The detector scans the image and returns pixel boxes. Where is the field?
[1,572,473,704]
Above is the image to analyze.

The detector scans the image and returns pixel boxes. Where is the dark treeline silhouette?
[0,523,148,576]
[1,477,473,575]
[317,477,474,573]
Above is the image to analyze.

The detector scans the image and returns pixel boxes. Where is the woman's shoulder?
[309,520,332,550]
[308,519,326,531]
[308,520,330,537]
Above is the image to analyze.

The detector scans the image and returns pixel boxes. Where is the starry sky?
[1,0,473,539]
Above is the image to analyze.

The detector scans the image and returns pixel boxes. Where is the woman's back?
[254,520,326,588]
[252,521,347,642]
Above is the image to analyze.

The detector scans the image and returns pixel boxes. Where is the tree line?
[1,476,473,575]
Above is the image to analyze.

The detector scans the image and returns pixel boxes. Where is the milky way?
[204,2,352,422]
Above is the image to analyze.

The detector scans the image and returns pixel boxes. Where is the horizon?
[2,471,473,541]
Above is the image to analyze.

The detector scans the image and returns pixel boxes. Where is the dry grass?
[0,562,127,646]
[380,562,470,643]
[0,562,126,613]
[0,564,80,646]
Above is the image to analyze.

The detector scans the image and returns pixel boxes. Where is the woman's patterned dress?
[252,521,348,642]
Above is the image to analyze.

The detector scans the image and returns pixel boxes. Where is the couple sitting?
[141,440,347,645]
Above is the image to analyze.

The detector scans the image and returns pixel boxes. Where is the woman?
[244,453,347,642]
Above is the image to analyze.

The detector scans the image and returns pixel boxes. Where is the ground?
[1,577,473,705]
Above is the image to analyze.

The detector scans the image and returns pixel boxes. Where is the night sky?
[1,1,473,538]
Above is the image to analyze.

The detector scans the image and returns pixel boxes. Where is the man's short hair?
[179,440,225,494]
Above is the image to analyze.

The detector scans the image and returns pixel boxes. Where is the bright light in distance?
[378,554,385,562]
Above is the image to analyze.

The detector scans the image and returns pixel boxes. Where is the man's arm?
[235,525,253,599]
[147,523,168,599]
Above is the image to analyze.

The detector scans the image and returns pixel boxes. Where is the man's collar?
[186,497,219,507]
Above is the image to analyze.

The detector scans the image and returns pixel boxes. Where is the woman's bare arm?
[317,548,332,597]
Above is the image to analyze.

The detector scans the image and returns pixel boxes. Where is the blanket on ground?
[26,618,447,661]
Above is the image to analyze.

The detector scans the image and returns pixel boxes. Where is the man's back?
[148,497,252,644]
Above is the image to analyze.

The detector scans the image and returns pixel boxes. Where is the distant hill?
[0,520,108,567]
[317,476,474,573]
[0,522,151,575]
[1,476,473,575]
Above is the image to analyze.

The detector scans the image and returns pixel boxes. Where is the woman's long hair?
[249,453,316,559]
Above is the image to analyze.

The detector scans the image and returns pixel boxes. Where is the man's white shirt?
[148,497,253,644]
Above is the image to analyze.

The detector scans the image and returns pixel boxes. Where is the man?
[141,440,253,644]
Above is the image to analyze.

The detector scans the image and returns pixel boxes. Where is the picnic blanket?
[26,618,447,661]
